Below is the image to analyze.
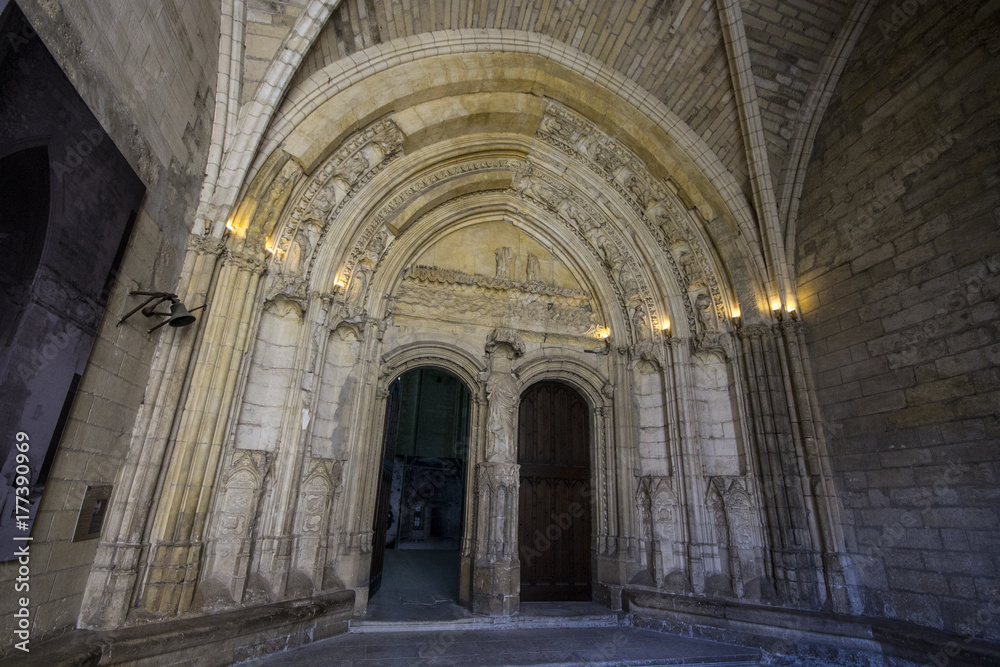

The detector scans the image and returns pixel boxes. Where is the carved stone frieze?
[396,262,600,335]
[405,264,591,301]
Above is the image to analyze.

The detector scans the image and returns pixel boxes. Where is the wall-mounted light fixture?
[731,307,742,328]
[118,291,207,333]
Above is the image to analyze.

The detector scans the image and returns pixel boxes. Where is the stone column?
[471,461,520,615]
[79,235,223,629]
[140,246,268,616]
[472,331,522,615]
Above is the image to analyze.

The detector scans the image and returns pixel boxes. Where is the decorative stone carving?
[636,476,684,589]
[472,460,520,615]
[271,118,403,278]
[495,247,514,280]
[345,260,373,316]
[695,292,716,333]
[405,265,590,300]
[705,477,765,600]
[397,263,598,335]
[200,450,273,607]
[264,272,308,316]
[535,99,729,328]
[485,353,519,464]
[222,248,269,275]
[486,326,526,358]
[511,161,661,343]
[188,234,226,256]
[525,253,542,283]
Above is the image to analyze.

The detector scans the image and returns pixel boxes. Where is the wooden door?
[517,381,591,601]
[368,378,401,598]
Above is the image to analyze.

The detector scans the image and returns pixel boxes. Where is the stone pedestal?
[471,461,520,615]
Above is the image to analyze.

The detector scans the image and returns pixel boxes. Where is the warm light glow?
[334,278,346,290]
[596,327,611,340]
[771,300,782,313]
[662,320,671,331]
[731,307,741,320]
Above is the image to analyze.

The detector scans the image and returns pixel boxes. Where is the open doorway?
[367,367,470,620]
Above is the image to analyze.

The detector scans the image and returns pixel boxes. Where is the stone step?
[350,611,626,633]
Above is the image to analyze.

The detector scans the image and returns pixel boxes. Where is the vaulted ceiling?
[236,0,859,206]
[198,0,877,314]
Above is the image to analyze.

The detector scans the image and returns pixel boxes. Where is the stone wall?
[0,0,218,645]
[796,0,1000,642]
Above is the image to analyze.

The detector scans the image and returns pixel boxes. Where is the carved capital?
[476,461,520,490]
[187,234,226,256]
[737,324,772,341]
[222,248,268,275]
[264,272,309,316]
[486,326,526,358]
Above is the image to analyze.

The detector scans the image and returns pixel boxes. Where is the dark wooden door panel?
[369,378,401,598]
[518,382,591,602]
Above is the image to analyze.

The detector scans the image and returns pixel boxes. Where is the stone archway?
[84,39,856,634]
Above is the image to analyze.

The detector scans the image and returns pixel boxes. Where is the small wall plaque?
[73,485,112,542]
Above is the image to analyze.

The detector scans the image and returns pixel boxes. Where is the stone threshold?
[6,590,355,666]
[352,601,625,633]
[625,587,1000,666]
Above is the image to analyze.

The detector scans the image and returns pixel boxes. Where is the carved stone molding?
[272,118,404,283]
[510,160,661,344]
[476,461,520,491]
[535,99,729,328]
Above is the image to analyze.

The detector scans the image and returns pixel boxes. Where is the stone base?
[8,590,354,666]
[472,561,520,616]
[624,587,1000,667]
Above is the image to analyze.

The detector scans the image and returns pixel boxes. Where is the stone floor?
[239,550,762,666]
[365,548,471,622]
[240,625,763,665]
